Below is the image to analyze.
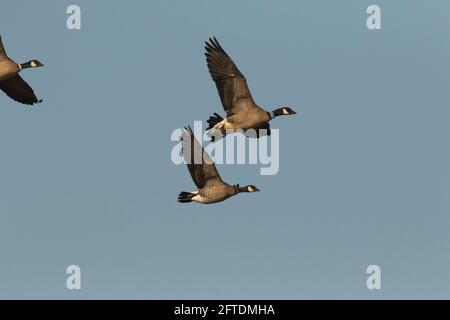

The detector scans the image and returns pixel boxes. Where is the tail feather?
[206,113,226,142]
[206,113,224,130]
[178,191,195,203]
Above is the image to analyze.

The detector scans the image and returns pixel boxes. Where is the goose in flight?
[205,37,296,141]
[0,35,44,106]
[178,126,260,204]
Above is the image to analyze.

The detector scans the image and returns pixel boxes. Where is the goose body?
[185,184,237,204]
[0,35,44,105]
[0,60,20,81]
[204,37,296,140]
[178,126,260,204]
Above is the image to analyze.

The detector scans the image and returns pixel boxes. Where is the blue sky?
[0,0,449,299]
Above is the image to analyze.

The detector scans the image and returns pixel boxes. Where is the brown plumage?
[0,35,43,106]
[204,37,296,141]
[178,126,260,204]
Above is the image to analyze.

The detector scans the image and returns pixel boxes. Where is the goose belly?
[193,186,235,204]
[192,195,232,204]
[228,111,270,130]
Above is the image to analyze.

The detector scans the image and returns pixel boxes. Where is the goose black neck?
[20,61,33,69]
[271,108,285,118]
[238,186,248,193]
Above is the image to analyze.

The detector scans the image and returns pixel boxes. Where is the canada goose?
[0,35,43,105]
[205,37,296,141]
[178,126,260,204]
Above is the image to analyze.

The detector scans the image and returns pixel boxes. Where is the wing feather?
[0,75,41,105]
[181,126,223,188]
[205,37,257,115]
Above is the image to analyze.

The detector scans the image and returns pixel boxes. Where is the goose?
[205,37,296,141]
[178,126,260,204]
[0,35,44,105]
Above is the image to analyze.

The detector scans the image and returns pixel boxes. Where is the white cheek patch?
[30,61,38,67]
[248,186,255,192]
[283,109,290,115]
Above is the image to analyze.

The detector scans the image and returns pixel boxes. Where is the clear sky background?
[0,0,449,299]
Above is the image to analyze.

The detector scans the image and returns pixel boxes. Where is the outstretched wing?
[0,75,42,105]
[181,126,223,188]
[205,37,257,116]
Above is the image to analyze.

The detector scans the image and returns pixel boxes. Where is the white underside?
[213,119,227,130]
[207,119,229,137]
[192,195,208,203]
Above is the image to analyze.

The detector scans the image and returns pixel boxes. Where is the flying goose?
[0,35,44,105]
[205,37,296,141]
[178,126,260,204]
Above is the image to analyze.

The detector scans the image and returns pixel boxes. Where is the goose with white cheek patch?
[205,37,296,141]
[0,35,44,106]
[178,126,260,204]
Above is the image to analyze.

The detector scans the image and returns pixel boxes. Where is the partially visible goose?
[178,126,260,204]
[0,35,44,105]
[205,37,296,141]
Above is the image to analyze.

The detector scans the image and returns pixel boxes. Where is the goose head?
[271,107,296,118]
[20,60,44,70]
[237,184,260,193]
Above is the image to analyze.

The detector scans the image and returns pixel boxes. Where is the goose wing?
[181,126,224,188]
[205,37,258,116]
[0,75,41,105]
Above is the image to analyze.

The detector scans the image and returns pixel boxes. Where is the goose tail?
[178,191,195,203]
[206,113,227,142]
[206,112,224,130]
